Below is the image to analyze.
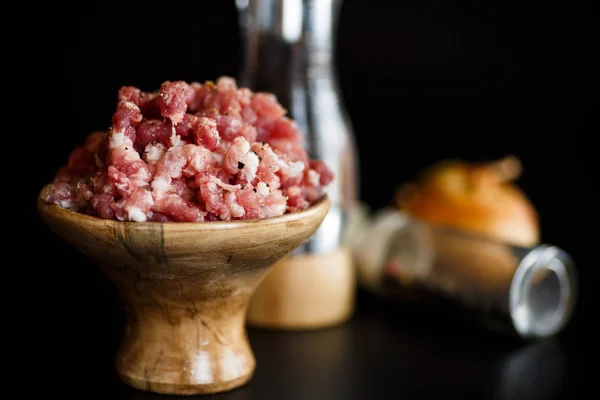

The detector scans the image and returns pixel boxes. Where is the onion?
[394,156,539,247]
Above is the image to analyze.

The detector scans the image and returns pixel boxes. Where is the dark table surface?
[30,193,588,400]
[57,288,585,400]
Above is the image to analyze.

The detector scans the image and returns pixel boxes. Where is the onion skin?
[395,156,540,248]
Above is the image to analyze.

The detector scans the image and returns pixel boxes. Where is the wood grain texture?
[246,248,356,330]
[37,193,330,395]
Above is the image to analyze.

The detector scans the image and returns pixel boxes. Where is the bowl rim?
[37,190,330,230]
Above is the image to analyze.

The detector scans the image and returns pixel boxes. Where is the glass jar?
[237,0,361,329]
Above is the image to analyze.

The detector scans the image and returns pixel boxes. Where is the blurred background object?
[237,0,360,329]
[394,156,539,247]
[354,156,578,339]
[355,209,578,339]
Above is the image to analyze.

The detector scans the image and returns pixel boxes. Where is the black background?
[29,0,592,398]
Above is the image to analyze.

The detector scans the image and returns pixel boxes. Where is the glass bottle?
[236,0,360,328]
[354,208,578,339]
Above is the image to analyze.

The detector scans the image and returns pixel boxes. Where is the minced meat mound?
[41,77,333,222]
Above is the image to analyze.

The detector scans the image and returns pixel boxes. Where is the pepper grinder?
[236,0,360,329]
[355,209,578,339]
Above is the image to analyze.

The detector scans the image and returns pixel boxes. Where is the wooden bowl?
[37,193,330,395]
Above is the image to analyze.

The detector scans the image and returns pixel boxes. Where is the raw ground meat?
[41,77,333,222]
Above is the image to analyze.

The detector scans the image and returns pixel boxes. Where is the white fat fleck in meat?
[212,152,224,164]
[231,136,251,157]
[258,190,287,218]
[115,180,129,194]
[217,76,238,90]
[108,130,142,167]
[57,200,74,209]
[240,151,259,182]
[77,183,93,201]
[103,183,115,194]
[223,137,259,181]
[211,176,241,192]
[256,181,269,196]
[122,101,140,111]
[307,169,321,187]
[184,149,208,176]
[169,126,182,147]
[122,100,138,109]
[126,206,147,222]
[206,181,219,192]
[122,190,154,222]
[224,191,245,218]
[109,131,133,149]
[277,158,305,178]
[130,168,152,187]
[152,177,171,192]
[144,142,167,163]
[151,144,212,193]
[265,202,286,217]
